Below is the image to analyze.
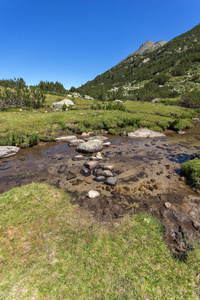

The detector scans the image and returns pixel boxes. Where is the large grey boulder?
[77,139,103,153]
[68,139,84,147]
[51,99,75,110]
[128,129,165,138]
[0,146,20,158]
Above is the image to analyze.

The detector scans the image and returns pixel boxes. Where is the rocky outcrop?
[128,129,165,138]
[133,40,168,55]
[83,95,94,100]
[0,146,20,158]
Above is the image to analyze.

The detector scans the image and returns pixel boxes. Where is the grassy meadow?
[0,93,196,147]
[0,183,200,299]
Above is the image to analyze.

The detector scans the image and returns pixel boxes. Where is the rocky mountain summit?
[133,40,168,55]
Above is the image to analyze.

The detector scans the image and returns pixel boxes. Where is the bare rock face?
[128,129,165,138]
[0,146,20,158]
[77,139,103,153]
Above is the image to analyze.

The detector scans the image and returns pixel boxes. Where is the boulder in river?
[128,129,165,138]
[55,135,76,142]
[0,146,20,158]
[87,136,108,142]
[77,139,103,153]
[69,139,84,147]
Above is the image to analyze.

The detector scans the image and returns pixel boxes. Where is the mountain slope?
[78,24,200,100]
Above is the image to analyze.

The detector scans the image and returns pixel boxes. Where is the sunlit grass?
[0,183,199,299]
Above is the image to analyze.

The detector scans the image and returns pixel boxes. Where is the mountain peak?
[133,40,168,55]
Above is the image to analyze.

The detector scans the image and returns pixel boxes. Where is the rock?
[66,172,76,180]
[113,100,123,103]
[55,135,76,142]
[72,92,81,97]
[105,177,117,186]
[77,139,103,153]
[58,165,67,174]
[192,118,199,122]
[87,190,100,198]
[85,161,99,170]
[95,176,106,182]
[80,168,91,177]
[69,139,84,147]
[178,130,185,135]
[102,170,114,177]
[128,129,165,138]
[151,98,161,103]
[51,99,75,110]
[81,132,91,137]
[96,152,103,160]
[88,136,108,142]
[0,146,20,158]
[72,154,85,161]
[104,165,114,171]
[83,95,94,100]
[164,202,171,209]
[102,142,111,147]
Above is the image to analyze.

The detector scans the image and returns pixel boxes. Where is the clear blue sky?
[0,0,199,89]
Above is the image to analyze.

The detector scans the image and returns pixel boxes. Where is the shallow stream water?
[0,123,200,256]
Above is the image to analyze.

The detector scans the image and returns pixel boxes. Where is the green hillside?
[77,24,200,101]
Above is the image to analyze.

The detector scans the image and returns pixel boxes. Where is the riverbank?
[0,98,196,147]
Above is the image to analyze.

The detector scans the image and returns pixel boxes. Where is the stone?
[164,202,171,209]
[104,165,114,171]
[128,129,165,138]
[83,95,94,100]
[55,135,76,142]
[95,176,106,182]
[0,146,20,158]
[102,170,113,177]
[81,132,91,137]
[85,161,99,170]
[178,130,185,135]
[69,139,84,147]
[192,118,199,122]
[77,139,103,153]
[151,98,161,103]
[80,168,91,177]
[72,154,85,161]
[51,99,75,110]
[66,172,76,180]
[96,152,103,159]
[113,99,123,103]
[102,142,111,147]
[87,190,100,198]
[105,177,117,186]
[88,136,108,142]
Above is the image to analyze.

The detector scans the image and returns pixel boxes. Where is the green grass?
[0,96,196,146]
[0,183,200,299]
[181,158,200,190]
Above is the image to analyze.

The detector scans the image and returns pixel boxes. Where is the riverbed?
[0,123,200,257]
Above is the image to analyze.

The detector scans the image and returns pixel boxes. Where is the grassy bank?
[181,158,200,191]
[0,183,200,299]
[0,94,196,147]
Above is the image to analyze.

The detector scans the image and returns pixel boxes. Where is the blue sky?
[0,0,199,89]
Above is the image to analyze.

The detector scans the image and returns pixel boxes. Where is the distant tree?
[69,86,76,93]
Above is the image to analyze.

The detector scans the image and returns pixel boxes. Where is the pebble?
[87,190,100,198]
[85,161,99,170]
[164,202,171,209]
[106,177,117,186]
[104,165,114,171]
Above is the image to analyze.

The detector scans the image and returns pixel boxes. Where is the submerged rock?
[0,146,20,158]
[128,129,165,138]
